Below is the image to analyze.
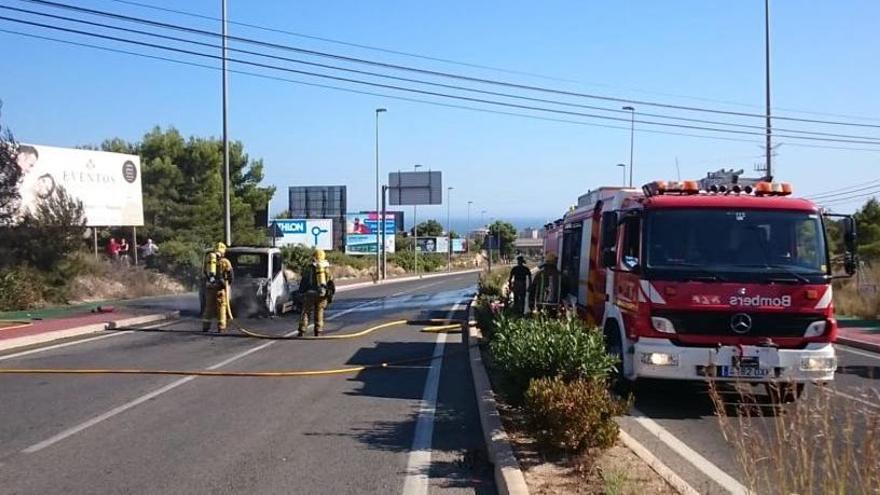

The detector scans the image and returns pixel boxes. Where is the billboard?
[270,219,333,250]
[345,213,395,255]
[17,144,144,226]
[388,171,443,205]
[416,236,448,253]
[452,238,466,253]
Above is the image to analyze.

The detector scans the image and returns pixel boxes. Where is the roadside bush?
[326,250,372,271]
[281,245,313,273]
[489,315,617,402]
[155,239,202,287]
[524,376,630,453]
[478,266,509,298]
[388,252,446,273]
[0,266,44,310]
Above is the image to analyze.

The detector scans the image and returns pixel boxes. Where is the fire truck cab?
[548,175,857,393]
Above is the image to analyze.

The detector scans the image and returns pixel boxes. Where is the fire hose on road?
[0,318,476,378]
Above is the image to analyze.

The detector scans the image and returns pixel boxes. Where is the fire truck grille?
[654,311,820,338]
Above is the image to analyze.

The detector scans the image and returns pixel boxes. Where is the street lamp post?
[617,163,626,187]
[764,0,773,181]
[374,108,386,281]
[221,0,231,245]
[413,164,422,277]
[447,186,453,272]
[623,105,635,187]
[467,200,473,253]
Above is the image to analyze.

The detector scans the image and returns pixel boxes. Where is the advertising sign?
[388,171,443,205]
[345,213,395,255]
[452,238,465,253]
[17,144,144,226]
[271,219,334,249]
[416,237,449,253]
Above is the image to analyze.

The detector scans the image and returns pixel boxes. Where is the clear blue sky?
[1,0,878,230]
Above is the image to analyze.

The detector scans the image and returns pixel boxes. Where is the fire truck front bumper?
[631,338,836,383]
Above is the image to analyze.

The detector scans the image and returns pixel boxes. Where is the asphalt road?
[618,342,880,494]
[0,272,494,495]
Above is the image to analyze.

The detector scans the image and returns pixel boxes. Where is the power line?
[22,0,880,130]
[3,26,880,154]
[816,190,880,206]
[99,0,880,124]
[9,4,880,143]
[807,178,880,200]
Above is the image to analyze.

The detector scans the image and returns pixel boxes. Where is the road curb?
[336,268,483,292]
[836,337,880,354]
[464,299,530,495]
[0,311,179,353]
[617,429,700,495]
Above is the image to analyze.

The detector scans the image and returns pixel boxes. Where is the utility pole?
[764,0,773,181]
[221,0,231,246]
[381,185,388,280]
[374,108,386,281]
[413,164,422,277]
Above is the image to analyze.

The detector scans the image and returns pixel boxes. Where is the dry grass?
[709,381,880,495]
[833,263,880,318]
[68,258,186,302]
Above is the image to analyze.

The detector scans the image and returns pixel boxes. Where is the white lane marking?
[0,331,131,363]
[836,344,880,361]
[20,297,384,455]
[631,408,751,495]
[401,302,460,495]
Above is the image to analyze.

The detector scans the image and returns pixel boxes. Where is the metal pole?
[381,185,387,280]
[617,163,626,187]
[221,0,231,246]
[93,227,98,260]
[764,0,773,181]
[132,226,138,266]
[414,204,418,276]
[374,108,386,281]
[466,201,472,253]
[626,107,635,187]
[447,187,453,272]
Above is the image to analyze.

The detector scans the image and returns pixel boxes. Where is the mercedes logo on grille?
[730,313,753,334]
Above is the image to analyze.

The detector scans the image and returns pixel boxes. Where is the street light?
[413,164,423,277]
[616,163,626,187]
[622,105,635,187]
[221,0,231,245]
[467,200,473,253]
[447,186,454,272]
[374,108,386,281]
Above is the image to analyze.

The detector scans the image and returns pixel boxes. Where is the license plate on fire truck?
[719,356,770,378]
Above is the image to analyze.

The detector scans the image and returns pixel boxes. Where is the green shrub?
[326,250,372,271]
[0,266,44,310]
[524,376,630,452]
[478,267,510,297]
[155,239,202,287]
[281,245,314,273]
[489,315,618,402]
[388,252,446,273]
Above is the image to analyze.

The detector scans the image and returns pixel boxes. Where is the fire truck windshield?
[645,209,828,282]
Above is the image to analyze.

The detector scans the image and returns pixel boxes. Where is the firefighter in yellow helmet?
[297,248,335,337]
[202,242,234,332]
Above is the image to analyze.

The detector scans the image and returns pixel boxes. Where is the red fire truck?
[544,176,857,399]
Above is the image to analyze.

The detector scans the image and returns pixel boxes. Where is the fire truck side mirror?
[601,248,617,268]
[601,211,618,249]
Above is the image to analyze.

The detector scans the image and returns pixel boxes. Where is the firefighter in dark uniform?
[297,249,334,337]
[508,255,532,315]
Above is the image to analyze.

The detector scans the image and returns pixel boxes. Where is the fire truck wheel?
[765,382,804,404]
[603,321,631,395]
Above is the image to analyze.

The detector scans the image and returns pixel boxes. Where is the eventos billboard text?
[17,144,144,226]
[271,219,334,250]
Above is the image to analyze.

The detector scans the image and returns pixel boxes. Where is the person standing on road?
[508,255,532,315]
[529,252,560,315]
[202,242,234,333]
[297,248,335,337]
